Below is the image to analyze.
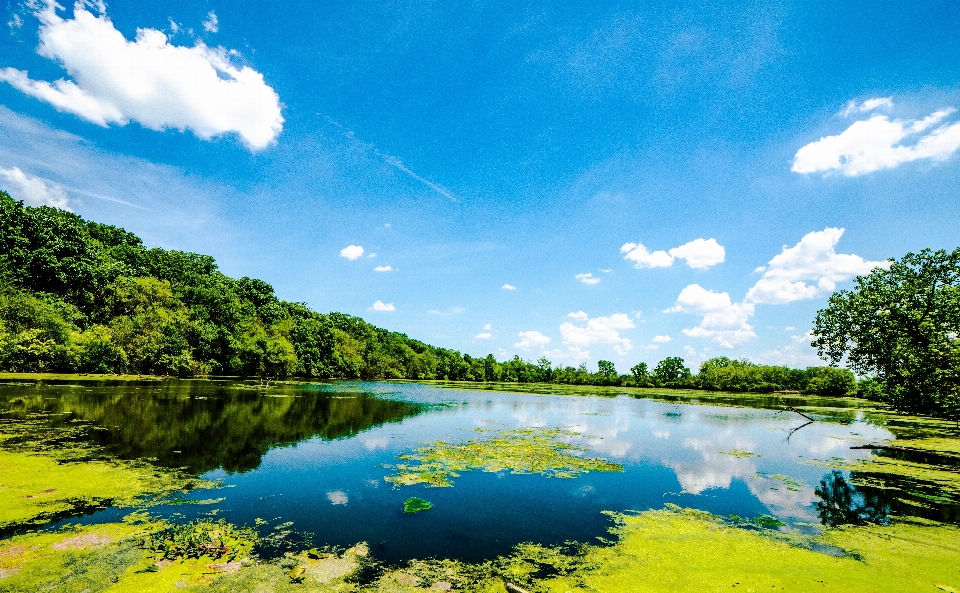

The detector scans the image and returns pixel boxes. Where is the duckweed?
[385,428,623,487]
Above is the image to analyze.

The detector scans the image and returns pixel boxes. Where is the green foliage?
[139,519,257,561]
[653,357,692,386]
[813,248,960,418]
[403,497,433,513]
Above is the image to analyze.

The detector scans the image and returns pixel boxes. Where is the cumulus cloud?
[567,311,589,321]
[666,284,756,348]
[621,238,725,270]
[202,10,218,33]
[0,166,71,209]
[668,238,726,270]
[652,335,672,343]
[0,4,283,150]
[475,332,492,339]
[340,245,364,260]
[483,324,492,330]
[501,284,516,290]
[575,272,600,285]
[745,228,887,305]
[793,101,960,176]
[514,330,551,350]
[559,312,634,354]
[373,265,394,272]
[620,242,673,268]
[368,301,395,312]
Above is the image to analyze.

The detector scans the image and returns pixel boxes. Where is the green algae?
[384,428,623,487]
[403,497,433,514]
[720,449,760,458]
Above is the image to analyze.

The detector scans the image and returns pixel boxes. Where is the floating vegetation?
[720,449,760,458]
[384,428,623,487]
[138,519,258,562]
[403,497,434,513]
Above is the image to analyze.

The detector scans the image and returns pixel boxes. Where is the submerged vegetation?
[385,428,623,487]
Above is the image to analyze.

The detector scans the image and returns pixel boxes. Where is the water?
[0,379,953,565]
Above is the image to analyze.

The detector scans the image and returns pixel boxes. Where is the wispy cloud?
[0,166,71,209]
[575,272,600,285]
[475,332,492,339]
[374,265,395,272]
[502,284,516,290]
[202,10,218,33]
[325,117,456,202]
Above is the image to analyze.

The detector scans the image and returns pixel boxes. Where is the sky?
[1,0,959,373]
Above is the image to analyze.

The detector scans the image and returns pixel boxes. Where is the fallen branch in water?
[784,405,815,422]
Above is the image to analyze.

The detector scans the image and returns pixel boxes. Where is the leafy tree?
[812,248,960,418]
[653,357,691,386]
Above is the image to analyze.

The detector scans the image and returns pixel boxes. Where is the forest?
[0,190,856,395]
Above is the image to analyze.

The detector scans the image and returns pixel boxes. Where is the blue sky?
[1,0,959,372]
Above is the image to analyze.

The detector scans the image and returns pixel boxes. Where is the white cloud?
[9,14,23,29]
[621,238,725,270]
[793,103,960,176]
[839,97,893,118]
[744,228,887,305]
[559,313,634,354]
[668,238,726,270]
[598,268,612,273]
[543,346,591,361]
[0,166,71,209]
[576,272,601,285]
[202,10,218,33]
[567,311,589,321]
[340,245,364,260]
[427,307,464,318]
[666,284,756,348]
[367,252,377,258]
[620,242,673,268]
[652,335,672,343]
[475,332,492,339]
[502,284,516,290]
[368,301,395,312]
[0,4,282,150]
[483,324,492,330]
[514,330,551,350]
[374,265,394,272]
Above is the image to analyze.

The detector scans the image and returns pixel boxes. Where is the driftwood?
[784,405,815,422]
[503,580,533,593]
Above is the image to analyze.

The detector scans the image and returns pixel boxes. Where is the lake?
[0,378,947,566]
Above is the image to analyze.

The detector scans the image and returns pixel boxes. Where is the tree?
[630,362,649,381]
[812,248,960,418]
[653,357,691,386]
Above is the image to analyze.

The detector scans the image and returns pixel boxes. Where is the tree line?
[2,190,957,418]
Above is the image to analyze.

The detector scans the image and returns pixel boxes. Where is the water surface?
[1,379,944,565]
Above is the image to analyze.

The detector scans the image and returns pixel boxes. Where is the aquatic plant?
[138,519,257,561]
[385,428,623,487]
[403,497,433,513]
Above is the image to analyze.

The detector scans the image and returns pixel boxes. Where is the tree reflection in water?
[814,470,891,526]
[0,381,424,474]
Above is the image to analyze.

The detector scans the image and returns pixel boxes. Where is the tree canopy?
[812,248,960,418]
